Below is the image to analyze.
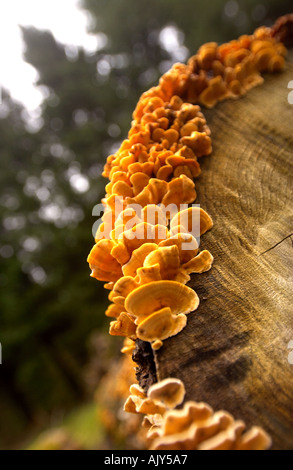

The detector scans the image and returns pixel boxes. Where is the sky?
[0,0,187,118]
[0,0,98,112]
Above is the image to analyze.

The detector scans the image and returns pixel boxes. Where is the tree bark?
[154,51,293,450]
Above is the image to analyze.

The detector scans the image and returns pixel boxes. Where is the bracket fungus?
[136,307,187,342]
[147,378,185,409]
[125,280,199,319]
[122,243,158,277]
[87,15,292,450]
[109,312,137,339]
[87,239,123,282]
[170,206,213,237]
[124,378,272,451]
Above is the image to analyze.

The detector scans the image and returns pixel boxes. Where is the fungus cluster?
[88,15,292,450]
[124,378,272,451]
[88,202,214,346]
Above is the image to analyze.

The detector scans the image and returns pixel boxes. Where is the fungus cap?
[148,378,185,409]
[135,264,162,285]
[143,245,181,280]
[125,280,199,318]
[136,307,187,342]
[122,243,158,277]
[170,206,213,237]
[181,249,214,275]
[109,312,137,338]
[158,233,199,264]
[234,426,272,450]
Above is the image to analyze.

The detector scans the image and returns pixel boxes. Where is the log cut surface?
[154,51,293,450]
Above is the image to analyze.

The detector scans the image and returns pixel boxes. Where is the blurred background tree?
[0,0,292,449]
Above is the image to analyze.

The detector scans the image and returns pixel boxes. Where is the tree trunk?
[153,51,293,450]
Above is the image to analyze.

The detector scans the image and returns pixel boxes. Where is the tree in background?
[0,0,292,448]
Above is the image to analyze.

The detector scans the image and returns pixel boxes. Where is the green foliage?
[26,402,105,450]
[0,0,292,447]
[84,0,293,54]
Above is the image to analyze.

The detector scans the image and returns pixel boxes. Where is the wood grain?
[154,52,293,450]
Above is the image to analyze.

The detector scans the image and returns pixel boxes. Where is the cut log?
[154,51,293,450]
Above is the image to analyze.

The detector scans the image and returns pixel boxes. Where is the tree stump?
[153,51,293,450]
